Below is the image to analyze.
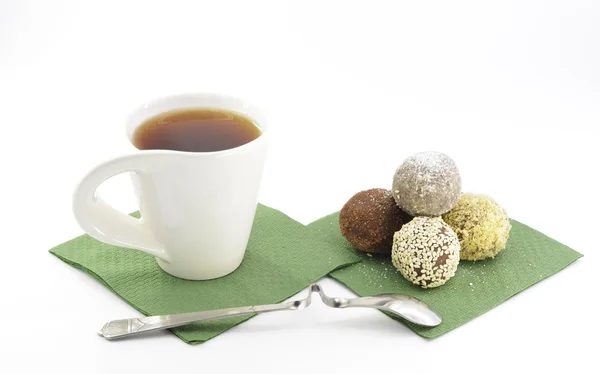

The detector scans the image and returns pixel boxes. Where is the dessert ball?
[392,151,462,216]
[442,193,511,261]
[391,216,460,288]
[339,188,413,254]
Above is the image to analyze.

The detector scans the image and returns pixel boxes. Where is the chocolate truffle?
[391,216,460,288]
[392,151,462,216]
[442,193,511,261]
[339,188,412,254]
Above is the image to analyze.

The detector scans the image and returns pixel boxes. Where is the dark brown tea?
[132,108,261,152]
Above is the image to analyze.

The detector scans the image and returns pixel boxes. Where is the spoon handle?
[98,303,292,340]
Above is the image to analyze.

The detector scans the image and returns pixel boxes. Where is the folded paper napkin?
[51,204,582,343]
[308,212,583,339]
[50,204,361,344]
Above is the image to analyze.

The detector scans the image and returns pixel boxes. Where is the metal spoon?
[98,283,442,340]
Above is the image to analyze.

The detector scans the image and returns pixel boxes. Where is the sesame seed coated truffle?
[339,188,413,254]
[392,151,462,216]
[442,193,511,261]
[392,216,460,288]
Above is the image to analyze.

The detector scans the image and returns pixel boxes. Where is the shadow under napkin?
[306,212,583,339]
[50,204,361,344]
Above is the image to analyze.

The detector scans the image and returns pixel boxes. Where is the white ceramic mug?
[73,93,269,280]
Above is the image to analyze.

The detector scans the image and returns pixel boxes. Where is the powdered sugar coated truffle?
[392,151,462,216]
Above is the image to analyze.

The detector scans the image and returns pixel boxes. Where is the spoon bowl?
[309,285,442,327]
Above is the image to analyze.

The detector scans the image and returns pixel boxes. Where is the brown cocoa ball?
[339,188,413,254]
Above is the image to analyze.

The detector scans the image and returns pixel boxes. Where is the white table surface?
[1,1,597,372]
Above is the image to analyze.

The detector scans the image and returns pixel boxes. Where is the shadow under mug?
[73,93,270,280]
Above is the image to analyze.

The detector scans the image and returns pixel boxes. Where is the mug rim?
[125,92,269,157]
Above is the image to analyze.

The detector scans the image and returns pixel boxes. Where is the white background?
[1,0,598,373]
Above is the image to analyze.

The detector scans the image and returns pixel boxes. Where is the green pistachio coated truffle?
[392,216,460,288]
[442,193,511,261]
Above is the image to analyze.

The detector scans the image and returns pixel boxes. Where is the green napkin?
[308,212,583,339]
[50,204,361,344]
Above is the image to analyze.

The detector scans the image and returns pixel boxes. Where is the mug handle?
[72,154,171,262]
